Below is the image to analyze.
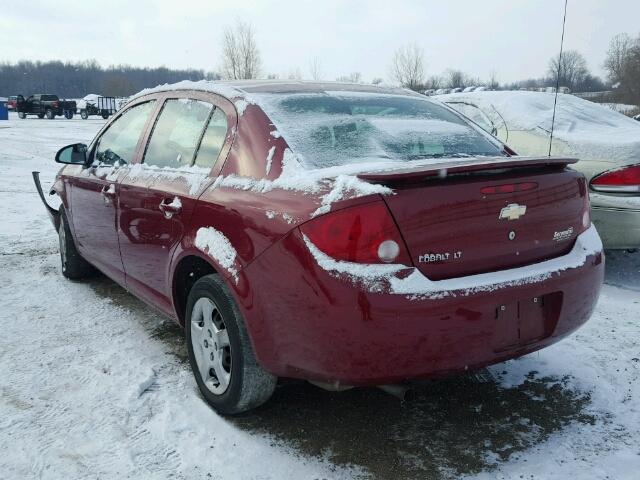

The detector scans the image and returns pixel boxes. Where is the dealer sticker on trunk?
[553,227,574,242]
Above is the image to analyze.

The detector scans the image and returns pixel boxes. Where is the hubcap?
[190,297,231,395]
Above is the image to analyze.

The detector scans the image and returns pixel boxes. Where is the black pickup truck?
[16,94,77,119]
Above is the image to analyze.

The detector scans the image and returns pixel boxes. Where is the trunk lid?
[360,157,586,280]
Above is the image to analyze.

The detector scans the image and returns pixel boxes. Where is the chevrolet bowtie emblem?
[499,203,527,221]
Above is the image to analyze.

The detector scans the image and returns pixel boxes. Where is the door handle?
[101,184,116,198]
[159,197,182,218]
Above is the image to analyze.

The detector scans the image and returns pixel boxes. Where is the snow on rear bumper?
[302,224,603,299]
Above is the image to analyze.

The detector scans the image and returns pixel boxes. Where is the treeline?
[0,60,220,98]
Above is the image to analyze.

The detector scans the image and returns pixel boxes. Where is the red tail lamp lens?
[300,201,411,265]
[591,164,640,193]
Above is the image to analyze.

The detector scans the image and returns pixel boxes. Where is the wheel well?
[173,255,217,325]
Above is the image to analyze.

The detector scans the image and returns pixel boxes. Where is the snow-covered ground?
[1,113,639,479]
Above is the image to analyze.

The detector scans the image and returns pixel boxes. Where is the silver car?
[438,91,640,250]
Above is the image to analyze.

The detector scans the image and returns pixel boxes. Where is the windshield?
[255,91,505,168]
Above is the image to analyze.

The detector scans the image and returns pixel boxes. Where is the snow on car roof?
[436,90,640,145]
[131,79,418,102]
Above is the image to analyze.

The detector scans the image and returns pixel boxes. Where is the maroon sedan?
[34,81,604,414]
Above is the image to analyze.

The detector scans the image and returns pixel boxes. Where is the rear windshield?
[255,91,505,168]
[41,95,58,101]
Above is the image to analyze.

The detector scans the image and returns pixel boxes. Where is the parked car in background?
[76,94,118,119]
[438,91,640,250]
[34,81,603,414]
[635,114,640,121]
[16,94,77,119]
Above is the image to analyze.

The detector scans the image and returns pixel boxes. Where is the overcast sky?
[1,0,639,84]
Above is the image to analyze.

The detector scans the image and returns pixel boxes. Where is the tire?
[185,274,276,414]
[37,113,44,119]
[80,110,88,120]
[45,109,54,119]
[58,209,95,280]
[18,112,26,119]
[64,111,74,119]
[101,111,109,119]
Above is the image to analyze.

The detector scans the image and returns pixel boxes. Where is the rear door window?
[143,99,213,169]
[194,107,228,169]
[94,101,156,166]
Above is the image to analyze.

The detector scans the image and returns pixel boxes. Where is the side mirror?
[55,143,87,165]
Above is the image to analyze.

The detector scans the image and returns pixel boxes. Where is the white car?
[438,91,640,250]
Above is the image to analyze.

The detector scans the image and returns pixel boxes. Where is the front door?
[118,96,230,314]
[69,100,156,284]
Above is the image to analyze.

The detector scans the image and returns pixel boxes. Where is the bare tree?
[221,20,261,80]
[390,43,425,91]
[308,56,323,81]
[604,33,634,83]
[336,72,363,83]
[547,49,589,91]
[424,75,442,90]
[371,77,384,85]
[487,70,500,90]
[604,33,640,103]
[445,69,468,89]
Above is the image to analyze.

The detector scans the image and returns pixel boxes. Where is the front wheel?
[45,109,54,119]
[18,111,26,119]
[185,274,276,414]
[80,110,88,120]
[58,209,95,279]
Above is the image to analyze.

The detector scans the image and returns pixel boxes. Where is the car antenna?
[549,0,568,157]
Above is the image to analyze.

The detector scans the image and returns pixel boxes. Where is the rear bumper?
[239,225,604,385]
[591,206,640,250]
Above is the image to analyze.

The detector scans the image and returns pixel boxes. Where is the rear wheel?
[58,209,95,280]
[185,274,276,414]
[37,113,44,119]
[80,110,88,120]
[45,109,54,119]
[64,111,74,119]
[101,111,109,119]
[18,111,26,119]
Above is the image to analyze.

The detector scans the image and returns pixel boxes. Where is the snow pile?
[194,227,238,280]
[436,91,640,161]
[303,224,602,299]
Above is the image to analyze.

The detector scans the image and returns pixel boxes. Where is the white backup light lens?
[377,240,400,263]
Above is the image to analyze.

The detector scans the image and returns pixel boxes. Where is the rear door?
[118,93,232,314]
[69,100,156,284]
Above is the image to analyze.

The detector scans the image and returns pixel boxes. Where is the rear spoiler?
[32,171,60,230]
[357,156,578,183]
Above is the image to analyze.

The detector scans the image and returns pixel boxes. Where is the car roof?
[131,79,421,102]
[215,80,418,96]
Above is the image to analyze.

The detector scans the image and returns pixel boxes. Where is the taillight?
[590,164,640,193]
[300,201,411,265]
[582,191,591,231]
[53,101,59,107]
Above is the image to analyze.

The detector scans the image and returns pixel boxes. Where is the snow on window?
[252,92,504,169]
[195,227,238,280]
